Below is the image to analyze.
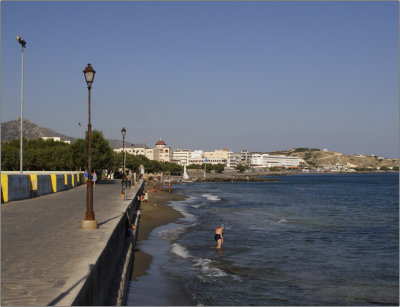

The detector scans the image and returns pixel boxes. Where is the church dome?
[155,139,166,146]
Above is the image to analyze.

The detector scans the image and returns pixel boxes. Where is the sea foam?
[171,243,191,259]
[202,193,221,201]
[171,243,228,278]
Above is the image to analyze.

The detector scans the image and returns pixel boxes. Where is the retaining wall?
[72,181,144,306]
[1,172,84,203]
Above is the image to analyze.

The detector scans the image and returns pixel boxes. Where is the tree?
[213,163,225,173]
[1,139,19,170]
[71,138,87,170]
[236,164,246,173]
[90,130,113,171]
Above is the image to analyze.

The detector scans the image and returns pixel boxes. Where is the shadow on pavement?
[47,264,94,306]
[98,215,122,227]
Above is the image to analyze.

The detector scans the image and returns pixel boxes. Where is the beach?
[131,183,186,282]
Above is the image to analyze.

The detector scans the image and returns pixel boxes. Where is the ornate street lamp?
[16,36,26,174]
[82,63,97,229]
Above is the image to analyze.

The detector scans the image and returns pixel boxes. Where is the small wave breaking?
[202,193,221,201]
[171,243,227,278]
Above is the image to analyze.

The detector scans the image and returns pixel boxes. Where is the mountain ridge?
[1,118,131,149]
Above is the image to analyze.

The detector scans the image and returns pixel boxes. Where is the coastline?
[131,183,187,282]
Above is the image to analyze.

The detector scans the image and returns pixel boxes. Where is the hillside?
[1,118,75,143]
[1,118,131,148]
[270,148,398,169]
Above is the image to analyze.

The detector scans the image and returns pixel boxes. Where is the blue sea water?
[131,173,399,306]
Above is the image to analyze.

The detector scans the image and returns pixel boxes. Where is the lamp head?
[83,63,96,87]
[121,127,127,138]
[16,36,26,48]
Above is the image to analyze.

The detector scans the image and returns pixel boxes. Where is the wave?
[159,222,200,241]
[191,202,206,209]
[202,193,221,201]
[171,243,191,259]
[170,243,227,278]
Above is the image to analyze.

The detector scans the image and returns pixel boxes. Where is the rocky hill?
[1,118,131,148]
[269,148,398,170]
[1,118,75,143]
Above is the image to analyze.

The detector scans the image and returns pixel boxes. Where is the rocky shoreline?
[177,169,398,183]
[193,176,280,182]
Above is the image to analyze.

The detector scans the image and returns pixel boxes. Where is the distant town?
[112,138,398,173]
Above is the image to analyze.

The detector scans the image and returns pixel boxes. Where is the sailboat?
[182,165,192,182]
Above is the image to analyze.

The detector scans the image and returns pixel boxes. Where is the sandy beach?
[131,183,187,282]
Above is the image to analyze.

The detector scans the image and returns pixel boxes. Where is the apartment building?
[173,148,191,165]
[114,138,171,162]
[204,149,236,169]
[251,154,300,168]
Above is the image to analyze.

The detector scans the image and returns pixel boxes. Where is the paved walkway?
[1,179,139,306]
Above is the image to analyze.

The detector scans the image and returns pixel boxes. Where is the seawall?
[1,171,84,203]
[71,180,144,306]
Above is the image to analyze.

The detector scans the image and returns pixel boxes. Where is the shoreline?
[179,169,398,182]
[131,183,187,282]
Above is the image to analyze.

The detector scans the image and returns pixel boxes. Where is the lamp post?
[121,127,126,200]
[16,36,26,174]
[82,63,97,229]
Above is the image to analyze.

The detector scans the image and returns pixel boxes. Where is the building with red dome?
[154,138,171,162]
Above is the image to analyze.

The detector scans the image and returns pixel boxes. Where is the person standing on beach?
[214,224,224,249]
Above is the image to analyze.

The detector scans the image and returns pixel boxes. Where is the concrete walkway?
[1,179,139,306]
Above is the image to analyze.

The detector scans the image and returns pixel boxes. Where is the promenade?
[1,179,138,306]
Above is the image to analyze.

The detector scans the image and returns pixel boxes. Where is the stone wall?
[71,181,144,306]
[1,172,84,203]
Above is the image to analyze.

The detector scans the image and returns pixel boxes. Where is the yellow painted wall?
[1,174,8,203]
[50,174,57,192]
[29,174,38,191]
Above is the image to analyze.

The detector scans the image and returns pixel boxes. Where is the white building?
[240,150,252,166]
[173,148,191,165]
[250,153,264,168]
[251,154,300,168]
[114,147,134,155]
[190,150,204,160]
[41,136,70,144]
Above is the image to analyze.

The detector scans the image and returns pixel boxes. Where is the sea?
[127,173,399,306]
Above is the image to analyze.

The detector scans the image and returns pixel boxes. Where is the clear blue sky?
[1,1,398,158]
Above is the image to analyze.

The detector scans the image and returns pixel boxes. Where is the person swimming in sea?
[214,224,225,249]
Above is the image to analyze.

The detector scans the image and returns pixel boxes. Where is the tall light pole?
[121,127,126,200]
[16,36,26,174]
[121,127,126,174]
[82,63,97,230]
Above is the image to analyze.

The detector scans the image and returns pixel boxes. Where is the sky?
[1,1,399,158]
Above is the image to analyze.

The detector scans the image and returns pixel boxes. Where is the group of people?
[84,170,97,186]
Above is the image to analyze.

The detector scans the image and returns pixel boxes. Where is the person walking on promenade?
[84,169,89,183]
[168,182,171,193]
[92,171,97,186]
[214,224,225,249]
